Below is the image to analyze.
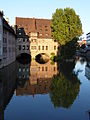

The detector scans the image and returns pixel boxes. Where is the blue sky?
[0,0,90,35]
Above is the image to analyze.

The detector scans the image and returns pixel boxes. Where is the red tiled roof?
[16,17,52,38]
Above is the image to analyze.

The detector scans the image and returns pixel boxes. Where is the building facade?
[0,11,3,68]
[16,17,58,59]
[78,37,86,47]
[86,32,90,58]
[86,32,90,46]
[0,11,16,69]
[85,58,90,80]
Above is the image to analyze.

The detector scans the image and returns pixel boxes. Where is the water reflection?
[50,60,80,108]
[0,63,16,120]
[0,58,90,120]
[85,58,90,80]
[16,59,80,108]
[16,60,58,96]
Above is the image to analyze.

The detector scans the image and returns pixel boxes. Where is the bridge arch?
[35,53,50,64]
[16,53,31,64]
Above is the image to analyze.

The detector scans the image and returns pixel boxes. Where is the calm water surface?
[0,57,90,120]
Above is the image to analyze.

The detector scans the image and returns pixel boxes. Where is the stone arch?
[16,53,31,64]
[35,53,50,64]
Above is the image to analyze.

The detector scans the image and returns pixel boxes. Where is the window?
[23,39,25,42]
[27,68,29,72]
[45,67,48,71]
[34,46,36,49]
[25,38,27,42]
[9,47,11,52]
[31,39,33,42]
[42,67,44,71]
[27,45,29,50]
[27,39,29,42]
[3,47,7,53]
[3,38,7,43]
[34,39,36,42]
[27,75,29,79]
[23,45,25,50]
[45,29,48,31]
[0,46,2,55]
[38,46,40,50]
[19,68,21,72]
[23,68,25,72]
[0,34,2,41]
[54,46,56,50]
[18,38,22,42]
[19,45,21,50]
[31,46,33,49]
[42,46,44,50]
[46,46,48,50]
[40,28,42,32]
[31,46,36,50]
[38,67,40,71]
[54,67,56,71]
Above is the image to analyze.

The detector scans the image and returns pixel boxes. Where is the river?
[0,57,90,120]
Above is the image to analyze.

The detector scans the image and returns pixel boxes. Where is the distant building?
[16,17,58,59]
[86,32,90,46]
[0,11,16,69]
[85,32,90,58]
[78,37,86,47]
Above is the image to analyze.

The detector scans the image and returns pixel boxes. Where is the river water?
[0,57,90,120]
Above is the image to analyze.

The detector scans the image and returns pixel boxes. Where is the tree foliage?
[51,8,82,45]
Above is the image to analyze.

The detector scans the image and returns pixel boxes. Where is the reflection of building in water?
[16,60,58,96]
[30,60,58,85]
[0,72,4,120]
[85,60,90,80]
[0,62,16,120]
[16,62,30,88]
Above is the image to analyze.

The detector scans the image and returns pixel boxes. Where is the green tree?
[51,8,82,45]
